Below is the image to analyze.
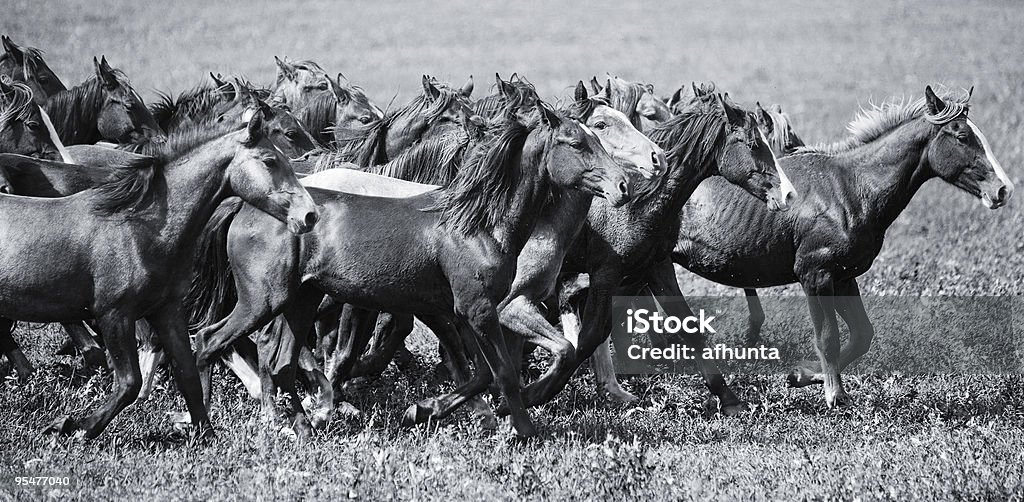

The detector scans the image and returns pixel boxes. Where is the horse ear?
[574,81,589,104]
[210,72,227,89]
[0,76,12,94]
[1,36,22,64]
[669,87,683,107]
[720,93,745,125]
[331,73,351,103]
[602,79,612,102]
[771,104,783,114]
[256,97,274,118]
[589,76,601,94]
[93,56,118,89]
[460,75,474,98]
[539,102,561,128]
[967,85,974,101]
[755,102,772,128]
[337,72,349,86]
[644,83,655,94]
[924,85,945,115]
[497,73,515,98]
[245,106,265,145]
[274,56,296,81]
[422,75,441,102]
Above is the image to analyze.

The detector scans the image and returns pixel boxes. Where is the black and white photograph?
[0,0,1021,499]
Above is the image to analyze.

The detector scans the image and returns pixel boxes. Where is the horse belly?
[674,180,798,289]
[309,201,454,316]
[0,222,95,321]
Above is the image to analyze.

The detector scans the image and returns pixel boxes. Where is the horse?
[504,91,796,415]
[0,36,66,104]
[590,75,673,131]
[0,106,317,439]
[298,73,385,146]
[0,78,68,162]
[44,56,164,145]
[671,86,1012,407]
[187,102,633,438]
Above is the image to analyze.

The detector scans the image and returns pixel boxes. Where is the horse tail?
[185,196,244,330]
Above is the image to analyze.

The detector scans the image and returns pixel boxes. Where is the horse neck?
[144,139,234,258]
[384,113,427,156]
[491,129,552,255]
[835,118,934,230]
[639,139,720,226]
[45,81,101,144]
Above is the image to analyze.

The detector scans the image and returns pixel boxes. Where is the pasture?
[2,0,1024,499]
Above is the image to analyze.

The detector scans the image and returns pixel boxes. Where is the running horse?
[43,56,164,145]
[0,110,317,439]
[188,103,633,438]
[672,86,1012,406]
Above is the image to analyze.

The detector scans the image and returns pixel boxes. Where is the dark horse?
[672,86,1012,406]
[43,56,164,145]
[0,36,66,104]
[188,103,633,438]
[505,91,796,415]
[0,110,317,439]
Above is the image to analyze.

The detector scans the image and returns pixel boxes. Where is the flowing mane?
[0,78,35,128]
[763,105,800,154]
[605,77,648,128]
[426,116,531,235]
[312,127,471,185]
[92,121,240,215]
[642,107,728,198]
[795,89,970,156]
[44,71,139,143]
[274,59,325,86]
[475,78,537,119]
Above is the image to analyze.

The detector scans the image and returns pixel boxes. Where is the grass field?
[2,0,1024,499]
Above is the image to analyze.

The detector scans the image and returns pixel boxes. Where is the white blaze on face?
[241,107,256,124]
[37,106,73,164]
[590,106,657,179]
[967,118,1014,200]
[760,130,796,204]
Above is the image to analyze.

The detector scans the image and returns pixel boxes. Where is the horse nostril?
[997,185,1008,202]
[617,180,629,196]
[650,152,660,169]
[304,211,319,227]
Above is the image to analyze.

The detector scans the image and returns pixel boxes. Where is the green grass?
[2,0,1024,499]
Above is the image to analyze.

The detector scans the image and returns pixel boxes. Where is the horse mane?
[93,121,241,215]
[426,117,532,235]
[643,108,728,197]
[763,106,801,155]
[313,128,470,185]
[795,88,970,156]
[151,77,269,130]
[300,92,344,145]
[0,78,36,128]
[606,77,646,128]
[563,93,609,122]
[475,79,537,119]
[44,72,137,140]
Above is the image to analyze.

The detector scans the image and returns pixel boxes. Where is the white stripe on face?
[37,106,73,164]
[967,118,1014,197]
[760,130,796,202]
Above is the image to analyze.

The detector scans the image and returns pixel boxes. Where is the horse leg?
[836,280,874,371]
[646,258,747,415]
[145,302,212,437]
[62,321,107,369]
[314,297,344,367]
[787,273,849,407]
[418,314,496,429]
[46,313,139,439]
[298,344,336,427]
[499,295,580,390]
[137,320,167,401]
[518,265,624,410]
[220,338,263,399]
[0,318,32,381]
[743,289,766,347]
[351,313,414,378]
[326,305,376,398]
[194,302,279,410]
[255,285,323,438]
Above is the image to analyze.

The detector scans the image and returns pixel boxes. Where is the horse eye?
[38,76,49,84]
[358,116,372,124]
[25,121,41,131]
[284,130,298,139]
[318,82,329,91]
[593,121,607,130]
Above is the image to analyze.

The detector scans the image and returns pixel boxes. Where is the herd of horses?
[0,35,1012,440]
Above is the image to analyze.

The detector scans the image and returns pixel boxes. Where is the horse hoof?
[786,367,820,388]
[42,415,78,436]
[401,403,431,427]
[826,391,852,409]
[720,401,750,417]
[82,348,108,370]
[603,386,639,404]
